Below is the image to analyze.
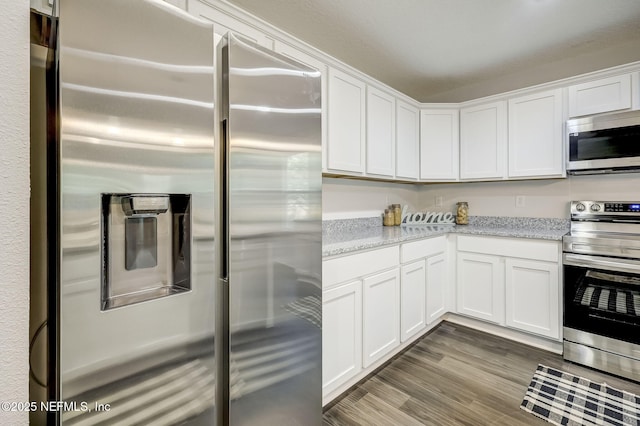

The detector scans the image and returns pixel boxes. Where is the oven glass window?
[564,265,640,345]
[575,270,640,319]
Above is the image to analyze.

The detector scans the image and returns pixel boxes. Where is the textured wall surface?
[324,174,640,218]
[0,1,30,424]
[418,173,640,218]
[322,177,422,219]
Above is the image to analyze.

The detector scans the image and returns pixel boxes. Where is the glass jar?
[392,204,402,226]
[456,201,469,225]
[383,209,394,226]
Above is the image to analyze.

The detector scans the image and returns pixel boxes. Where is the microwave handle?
[563,253,640,274]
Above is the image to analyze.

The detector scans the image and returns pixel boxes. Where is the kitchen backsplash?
[323,173,640,218]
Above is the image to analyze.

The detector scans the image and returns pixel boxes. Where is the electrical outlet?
[515,195,526,208]
[435,196,443,207]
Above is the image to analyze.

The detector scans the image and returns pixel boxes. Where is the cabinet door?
[363,269,400,368]
[505,258,560,339]
[456,252,504,324]
[327,68,366,173]
[426,252,447,324]
[366,86,396,177]
[460,101,507,180]
[568,74,632,117]
[400,260,426,342]
[322,280,362,397]
[274,42,327,171]
[396,101,420,180]
[508,89,564,178]
[188,0,274,49]
[420,109,459,180]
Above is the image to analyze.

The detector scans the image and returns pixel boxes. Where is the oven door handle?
[563,253,640,274]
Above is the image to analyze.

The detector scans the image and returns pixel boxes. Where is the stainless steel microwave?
[567,110,640,174]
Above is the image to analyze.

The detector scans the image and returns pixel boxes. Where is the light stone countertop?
[322,216,570,257]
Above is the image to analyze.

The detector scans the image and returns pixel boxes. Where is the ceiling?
[224,0,640,103]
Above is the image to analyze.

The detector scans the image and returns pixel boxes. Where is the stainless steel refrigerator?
[29,1,322,424]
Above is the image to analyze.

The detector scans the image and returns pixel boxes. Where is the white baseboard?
[444,313,563,354]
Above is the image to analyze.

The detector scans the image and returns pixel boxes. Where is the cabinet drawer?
[323,246,400,289]
[457,235,558,262]
[401,235,446,263]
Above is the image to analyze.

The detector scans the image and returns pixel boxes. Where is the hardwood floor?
[323,322,640,425]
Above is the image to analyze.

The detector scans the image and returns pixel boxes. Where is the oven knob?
[590,203,601,212]
[575,203,586,212]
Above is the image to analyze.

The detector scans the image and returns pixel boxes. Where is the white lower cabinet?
[400,260,426,342]
[426,253,447,324]
[323,234,561,404]
[505,258,560,339]
[322,280,362,396]
[456,252,505,324]
[455,235,562,340]
[362,269,400,368]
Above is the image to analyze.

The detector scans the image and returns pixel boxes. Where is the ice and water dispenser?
[101,194,191,310]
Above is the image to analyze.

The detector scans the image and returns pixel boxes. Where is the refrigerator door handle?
[221,118,229,281]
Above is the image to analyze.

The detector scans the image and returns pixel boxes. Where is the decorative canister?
[392,204,402,226]
[383,209,394,226]
[456,201,469,225]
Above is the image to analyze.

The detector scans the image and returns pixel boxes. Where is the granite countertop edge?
[322,218,569,258]
[323,228,451,257]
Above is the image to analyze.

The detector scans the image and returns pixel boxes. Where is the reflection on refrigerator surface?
[30,1,322,424]
[224,33,322,425]
[55,0,216,424]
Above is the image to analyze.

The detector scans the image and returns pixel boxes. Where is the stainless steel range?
[563,201,640,382]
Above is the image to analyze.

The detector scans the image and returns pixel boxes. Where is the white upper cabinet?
[327,68,366,174]
[395,101,420,180]
[366,86,395,177]
[274,42,327,171]
[188,0,274,48]
[459,101,507,180]
[508,89,564,178]
[420,109,459,180]
[568,74,632,118]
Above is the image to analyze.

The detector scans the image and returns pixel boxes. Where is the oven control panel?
[571,201,640,216]
[604,203,640,212]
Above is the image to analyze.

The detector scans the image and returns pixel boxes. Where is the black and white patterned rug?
[521,364,640,426]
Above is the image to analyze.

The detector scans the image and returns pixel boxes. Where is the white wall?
[322,177,421,219]
[323,174,640,219]
[0,1,30,425]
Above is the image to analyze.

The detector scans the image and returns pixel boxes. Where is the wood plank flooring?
[323,322,640,425]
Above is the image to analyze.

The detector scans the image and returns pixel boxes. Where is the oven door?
[563,253,640,345]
